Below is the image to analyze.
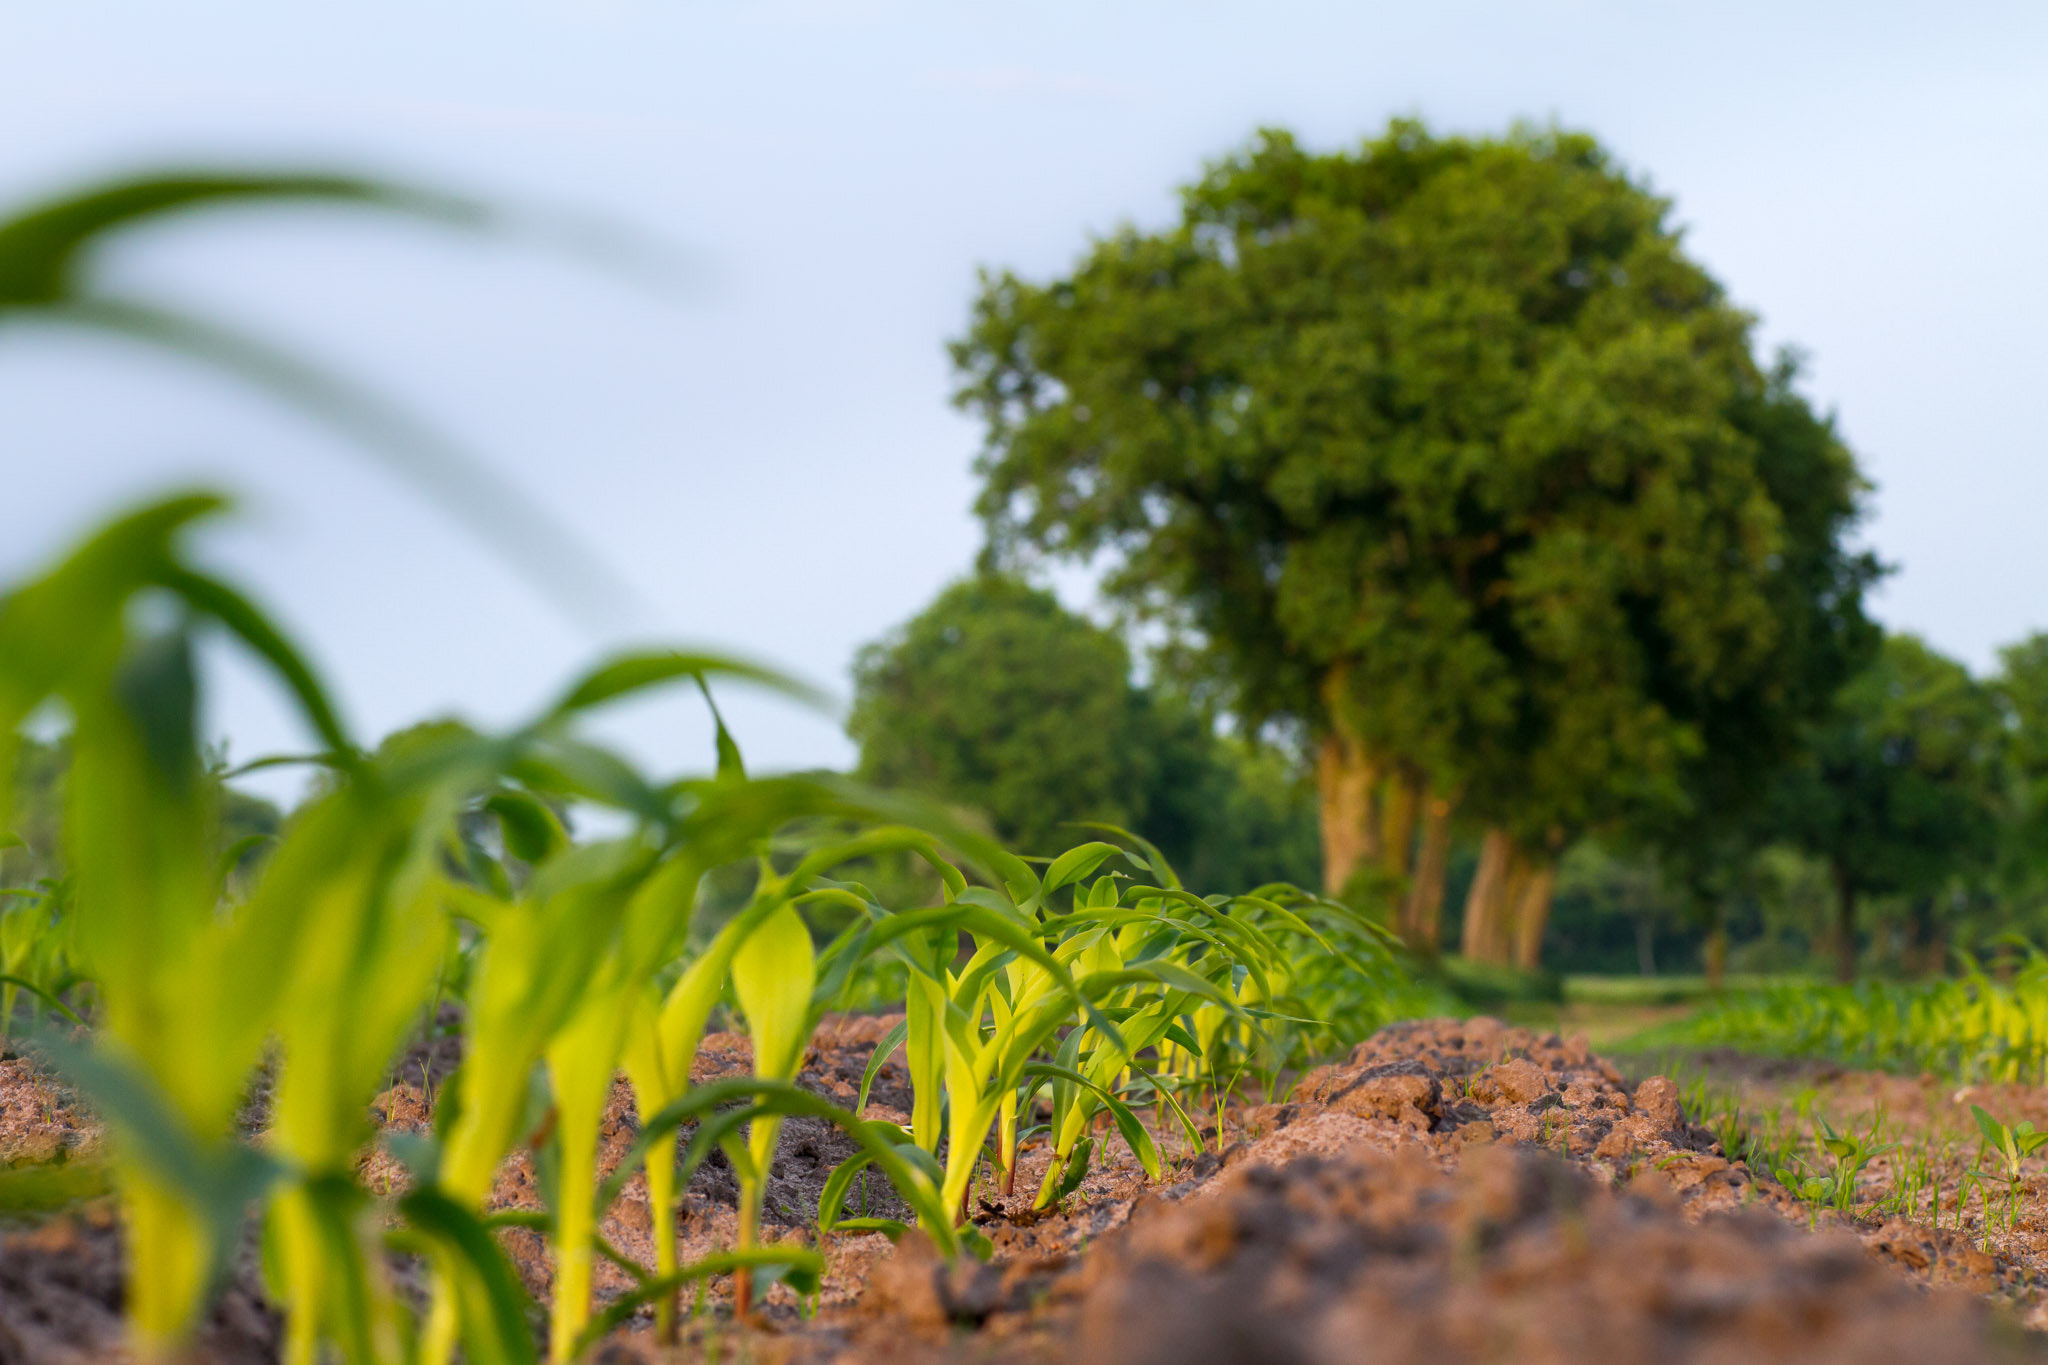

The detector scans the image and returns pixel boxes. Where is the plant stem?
[997,1092,1019,1199]
[124,1176,210,1358]
[735,1114,783,1321]
[548,1099,602,1362]
[645,1130,681,1344]
[1031,1146,1067,1210]
[272,1186,327,1365]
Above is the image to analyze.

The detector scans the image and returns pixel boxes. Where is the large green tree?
[954,120,1873,963]
[1622,353,1884,983]
[849,576,1145,854]
[1982,633,2048,935]
[1771,633,2001,980]
[847,574,1318,889]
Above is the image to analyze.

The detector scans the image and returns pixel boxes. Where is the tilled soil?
[1638,1046,2048,1322]
[2,1019,2043,1363]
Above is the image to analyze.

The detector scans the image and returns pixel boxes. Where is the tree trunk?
[1380,769,1422,883]
[1832,861,1858,984]
[1904,896,1942,978]
[1510,855,1556,971]
[1703,915,1727,991]
[1486,846,1534,965]
[1402,792,1454,952]
[1460,828,1513,963]
[1315,732,1379,898]
[1634,916,1656,976]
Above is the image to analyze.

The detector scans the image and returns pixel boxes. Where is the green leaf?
[542,651,825,723]
[23,1025,282,1304]
[508,737,671,825]
[1068,822,1181,890]
[0,164,644,627]
[1023,1062,1160,1180]
[381,1131,442,1188]
[817,1151,877,1237]
[113,629,201,793]
[695,674,748,782]
[597,1078,956,1254]
[0,975,82,1025]
[0,1159,110,1213]
[826,1216,909,1239]
[1042,842,1127,895]
[213,833,274,888]
[731,903,816,1082]
[394,1188,538,1365]
[0,173,485,305]
[483,791,567,865]
[855,1017,910,1118]
[154,565,356,760]
[1129,1058,1205,1154]
[1054,1135,1094,1202]
[568,1248,823,1357]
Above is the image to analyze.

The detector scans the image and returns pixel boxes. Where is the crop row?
[1661,952,2048,1085]
[0,496,1411,1363]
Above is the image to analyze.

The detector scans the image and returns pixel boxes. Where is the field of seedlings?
[0,487,1425,1363]
[1603,958,2048,1329]
[5,138,2047,1365]
[7,497,2048,1363]
[1654,955,2048,1085]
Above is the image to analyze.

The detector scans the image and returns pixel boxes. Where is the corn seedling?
[1970,1104,2048,1229]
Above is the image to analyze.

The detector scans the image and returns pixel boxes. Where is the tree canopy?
[849,576,1145,855]
[846,574,1317,890]
[954,119,1875,961]
[1770,633,2002,980]
[1994,633,2048,889]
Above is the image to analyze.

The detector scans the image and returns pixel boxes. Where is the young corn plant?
[424,769,919,1359]
[413,655,824,1361]
[1026,927,1212,1207]
[1004,869,1249,1203]
[824,839,1169,1231]
[0,870,79,1037]
[724,893,819,1314]
[418,836,652,1365]
[259,757,469,1365]
[863,882,1090,1225]
[1971,1104,2048,1228]
[1775,1110,1896,1226]
[934,921,1113,1222]
[1,490,1418,1364]
[1812,1112,1897,1215]
[0,495,363,1354]
[613,817,952,1329]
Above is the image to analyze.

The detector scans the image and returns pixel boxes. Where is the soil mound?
[786,1017,2033,1365]
[1062,1143,2000,1365]
[3,1017,2042,1362]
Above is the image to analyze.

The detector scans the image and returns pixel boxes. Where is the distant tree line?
[1549,631,2045,981]
[848,570,2048,981]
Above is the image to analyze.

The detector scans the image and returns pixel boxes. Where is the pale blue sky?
[3,1,2044,798]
